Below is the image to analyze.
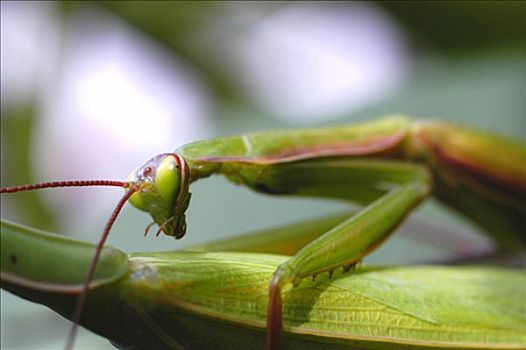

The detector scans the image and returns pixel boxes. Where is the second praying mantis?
[1,115,525,350]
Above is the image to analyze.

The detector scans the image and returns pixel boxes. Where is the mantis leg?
[218,159,432,349]
[190,213,351,255]
[191,211,485,260]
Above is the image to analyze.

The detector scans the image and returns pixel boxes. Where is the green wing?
[1,220,524,350]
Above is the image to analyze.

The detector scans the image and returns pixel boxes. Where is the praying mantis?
[1,115,525,350]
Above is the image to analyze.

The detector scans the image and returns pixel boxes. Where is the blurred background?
[1,1,525,349]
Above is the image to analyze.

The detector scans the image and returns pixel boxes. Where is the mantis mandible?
[1,115,525,350]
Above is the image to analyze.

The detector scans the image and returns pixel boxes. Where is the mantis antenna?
[0,180,137,350]
[0,180,129,193]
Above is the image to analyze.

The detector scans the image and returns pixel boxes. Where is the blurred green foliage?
[87,1,526,105]
[379,1,526,51]
[0,106,56,229]
[67,1,285,102]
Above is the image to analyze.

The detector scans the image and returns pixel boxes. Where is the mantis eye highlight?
[143,166,153,177]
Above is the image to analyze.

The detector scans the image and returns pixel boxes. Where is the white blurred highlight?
[29,6,212,233]
[1,2,410,229]
[235,2,410,122]
[0,2,58,111]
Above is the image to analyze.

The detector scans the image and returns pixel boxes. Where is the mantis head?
[127,153,191,239]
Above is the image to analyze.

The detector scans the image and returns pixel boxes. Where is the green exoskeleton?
[1,116,525,350]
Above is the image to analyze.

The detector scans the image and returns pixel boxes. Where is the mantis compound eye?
[155,155,181,203]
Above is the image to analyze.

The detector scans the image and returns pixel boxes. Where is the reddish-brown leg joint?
[267,271,285,350]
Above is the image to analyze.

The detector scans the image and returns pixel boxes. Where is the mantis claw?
[155,217,175,237]
[144,222,156,236]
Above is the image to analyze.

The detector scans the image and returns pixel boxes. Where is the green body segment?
[178,116,526,251]
[410,121,526,196]
[284,182,429,282]
[177,116,411,165]
[177,115,525,203]
[1,221,525,350]
[129,251,526,350]
[0,221,129,290]
[410,121,526,249]
[192,213,353,256]
[178,116,526,197]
